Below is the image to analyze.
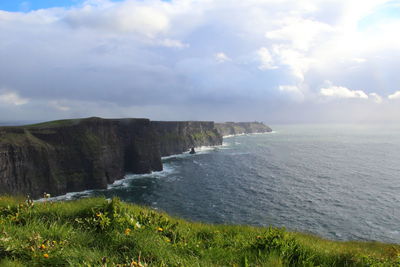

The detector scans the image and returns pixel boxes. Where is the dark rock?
[151,121,222,157]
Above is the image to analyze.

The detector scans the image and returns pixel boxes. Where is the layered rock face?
[214,122,272,136]
[0,118,224,198]
[0,118,162,198]
[152,121,222,156]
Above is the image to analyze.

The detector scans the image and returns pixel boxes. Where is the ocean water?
[56,124,400,244]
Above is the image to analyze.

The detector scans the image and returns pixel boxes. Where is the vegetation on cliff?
[0,196,398,266]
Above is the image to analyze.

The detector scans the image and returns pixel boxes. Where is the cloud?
[49,100,70,111]
[64,2,170,37]
[320,83,368,99]
[352,58,367,63]
[0,0,400,123]
[272,46,312,81]
[369,93,382,103]
[257,47,277,70]
[215,52,231,63]
[388,91,400,100]
[279,85,304,102]
[159,39,189,49]
[0,91,29,106]
[266,18,333,51]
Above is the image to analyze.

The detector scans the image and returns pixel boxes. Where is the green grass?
[0,196,398,266]
[23,119,83,128]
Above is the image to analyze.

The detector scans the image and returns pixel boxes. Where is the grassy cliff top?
[0,117,153,130]
[0,196,398,266]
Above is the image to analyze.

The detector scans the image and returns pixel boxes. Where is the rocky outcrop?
[215,122,272,136]
[152,121,222,157]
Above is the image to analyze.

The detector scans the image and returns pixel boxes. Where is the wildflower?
[135,221,141,229]
[165,237,171,243]
[125,228,131,235]
[96,212,101,217]
[40,244,46,250]
[157,227,163,232]
[130,260,145,267]
[43,253,49,258]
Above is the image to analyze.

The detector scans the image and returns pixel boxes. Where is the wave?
[108,163,176,189]
[36,189,94,202]
[37,163,177,202]
[162,144,223,160]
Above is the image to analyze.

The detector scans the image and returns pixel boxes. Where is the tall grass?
[0,196,398,266]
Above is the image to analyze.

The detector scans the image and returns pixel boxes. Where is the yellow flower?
[40,244,46,250]
[96,212,101,217]
[125,228,131,235]
[165,237,171,243]
[43,253,49,258]
[157,227,163,232]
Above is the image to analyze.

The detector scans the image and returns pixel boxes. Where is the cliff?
[0,118,270,198]
[214,122,272,136]
[0,117,164,198]
[0,117,223,198]
[152,121,222,156]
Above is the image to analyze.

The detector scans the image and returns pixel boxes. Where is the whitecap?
[108,163,177,189]
[36,189,94,202]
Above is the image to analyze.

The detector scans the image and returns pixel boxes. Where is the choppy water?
[56,124,400,243]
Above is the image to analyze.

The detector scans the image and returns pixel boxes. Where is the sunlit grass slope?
[0,196,399,266]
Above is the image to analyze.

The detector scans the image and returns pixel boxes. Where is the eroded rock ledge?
[0,117,271,198]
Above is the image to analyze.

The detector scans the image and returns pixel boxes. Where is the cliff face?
[214,122,272,136]
[0,118,224,198]
[151,121,222,157]
[0,118,162,198]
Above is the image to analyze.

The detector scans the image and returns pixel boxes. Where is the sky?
[0,0,400,124]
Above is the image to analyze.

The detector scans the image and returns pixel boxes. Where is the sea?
[51,124,400,244]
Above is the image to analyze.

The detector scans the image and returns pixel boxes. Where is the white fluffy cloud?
[266,18,333,51]
[388,91,400,100]
[320,83,368,99]
[65,2,171,37]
